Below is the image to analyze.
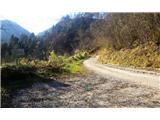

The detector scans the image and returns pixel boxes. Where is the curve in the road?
[84,57,160,89]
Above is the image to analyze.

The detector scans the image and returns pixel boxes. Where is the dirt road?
[11,57,160,107]
[84,57,160,89]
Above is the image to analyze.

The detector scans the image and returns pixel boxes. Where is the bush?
[48,51,65,68]
[72,51,89,61]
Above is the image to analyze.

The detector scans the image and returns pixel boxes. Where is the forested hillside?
[0,20,30,43]
[1,13,160,68]
[40,13,160,52]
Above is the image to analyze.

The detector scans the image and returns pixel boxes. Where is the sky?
[0,0,78,34]
[0,0,108,34]
[0,0,159,34]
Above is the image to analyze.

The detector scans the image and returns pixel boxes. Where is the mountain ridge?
[0,19,30,43]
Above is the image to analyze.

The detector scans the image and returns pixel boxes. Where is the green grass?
[64,60,84,74]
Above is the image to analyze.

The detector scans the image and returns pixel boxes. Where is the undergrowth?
[1,51,89,107]
[99,41,160,70]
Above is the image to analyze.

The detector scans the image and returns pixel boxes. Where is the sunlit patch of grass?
[65,61,83,74]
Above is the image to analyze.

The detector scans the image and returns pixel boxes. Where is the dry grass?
[98,41,160,70]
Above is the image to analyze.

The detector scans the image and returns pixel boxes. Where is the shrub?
[72,51,89,61]
[48,51,65,68]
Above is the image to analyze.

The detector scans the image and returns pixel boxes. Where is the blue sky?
[0,0,159,34]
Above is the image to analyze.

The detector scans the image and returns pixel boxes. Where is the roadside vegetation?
[96,13,160,71]
[1,51,89,107]
[99,41,160,71]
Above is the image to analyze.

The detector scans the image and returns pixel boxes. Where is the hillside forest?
[1,13,160,67]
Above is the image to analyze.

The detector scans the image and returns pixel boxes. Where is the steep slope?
[0,20,30,43]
